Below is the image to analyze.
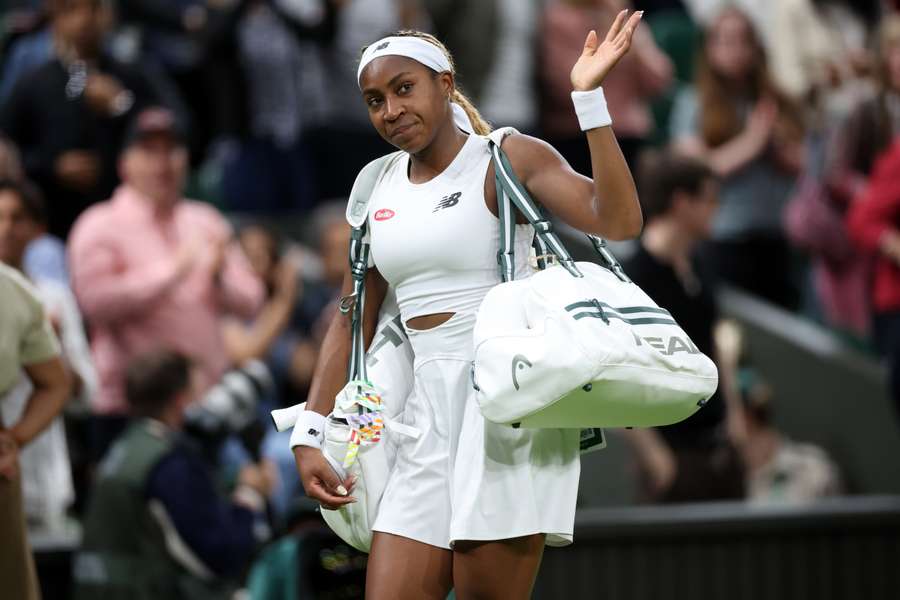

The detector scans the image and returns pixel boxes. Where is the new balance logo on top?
[433,192,461,212]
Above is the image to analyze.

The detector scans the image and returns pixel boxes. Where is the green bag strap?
[489,139,631,284]
[496,173,517,282]
[340,152,402,384]
[491,141,583,281]
[341,224,370,382]
[497,182,551,280]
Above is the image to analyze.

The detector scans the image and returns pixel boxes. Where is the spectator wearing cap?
[68,107,264,459]
[0,0,162,239]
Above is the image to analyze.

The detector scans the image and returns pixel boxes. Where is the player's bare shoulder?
[497,133,566,183]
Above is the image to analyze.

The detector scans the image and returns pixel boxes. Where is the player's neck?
[408,120,468,183]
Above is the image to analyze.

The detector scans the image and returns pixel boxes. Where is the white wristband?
[571,87,612,131]
[289,410,327,449]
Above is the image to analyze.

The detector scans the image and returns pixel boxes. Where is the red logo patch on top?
[374,209,395,221]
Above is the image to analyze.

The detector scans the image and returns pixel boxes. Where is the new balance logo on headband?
[433,192,461,213]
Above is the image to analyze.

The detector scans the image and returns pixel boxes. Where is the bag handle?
[489,140,631,284]
[491,142,583,282]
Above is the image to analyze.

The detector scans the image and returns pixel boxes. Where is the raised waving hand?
[570,9,644,92]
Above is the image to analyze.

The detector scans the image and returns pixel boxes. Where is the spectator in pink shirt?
[68,107,264,457]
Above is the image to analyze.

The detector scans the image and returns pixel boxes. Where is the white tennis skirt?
[371,311,580,549]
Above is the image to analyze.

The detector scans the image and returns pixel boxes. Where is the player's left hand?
[570,9,644,92]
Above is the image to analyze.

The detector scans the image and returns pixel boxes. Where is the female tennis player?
[294,11,644,599]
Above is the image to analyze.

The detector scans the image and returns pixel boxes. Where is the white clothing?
[368,133,533,320]
[367,134,581,548]
[371,311,579,548]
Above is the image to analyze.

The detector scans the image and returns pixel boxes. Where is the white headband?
[357,35,474,134]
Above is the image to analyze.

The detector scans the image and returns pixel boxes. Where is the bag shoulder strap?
[345,151,404,227]
[488,136,631,284]
[489,137,582,281]
[342,151,403,382]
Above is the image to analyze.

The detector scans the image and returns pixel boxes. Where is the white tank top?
[368,134,534,321]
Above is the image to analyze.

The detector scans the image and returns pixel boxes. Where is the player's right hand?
[293,445,356,510]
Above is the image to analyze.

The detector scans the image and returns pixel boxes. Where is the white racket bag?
[318,290,416,553]
[271,292,415,553]
[273,152,416,553]
[472,134,718,429]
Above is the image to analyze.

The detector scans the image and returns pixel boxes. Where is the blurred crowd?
[1,0,899,597]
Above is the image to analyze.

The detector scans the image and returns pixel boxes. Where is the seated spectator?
[847,137,900,427]
[73,350,273,599]
[738,366,843,504]
[622,151,745,503]
[670,6,804,309]
[540,0,674,172]
[0,0,162,239]
[0,178,97,531]
[68,107,263,460]
[0,262,71,600]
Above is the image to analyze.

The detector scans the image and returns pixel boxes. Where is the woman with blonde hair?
[670,6,804,309]
[292,13,645,599]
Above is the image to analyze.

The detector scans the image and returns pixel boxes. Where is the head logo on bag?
[511,354,532,391]
[632,331,701,356]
